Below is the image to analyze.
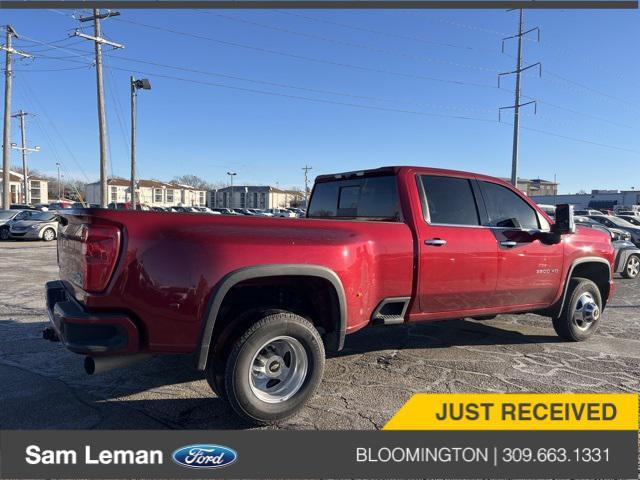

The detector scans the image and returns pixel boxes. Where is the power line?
[18,73,91,182]
[422,14,640,110]
[104,54,497,115]
[113,17,499,91]
[15,30,640,158]
[23,28,638,133]
[276,11,498,55]
[268,11,636,123]
[211,13,500,73]
[100,63,640,156]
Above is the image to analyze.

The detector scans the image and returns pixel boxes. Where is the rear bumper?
[45,280,140,356]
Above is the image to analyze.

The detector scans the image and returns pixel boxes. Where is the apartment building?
[85,178,207,208]
[0,169,49,205]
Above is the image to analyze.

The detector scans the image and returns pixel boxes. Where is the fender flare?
[196,264,347,370]
[555,256,612,316]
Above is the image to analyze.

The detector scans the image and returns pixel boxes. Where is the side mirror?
[553,204,575,235]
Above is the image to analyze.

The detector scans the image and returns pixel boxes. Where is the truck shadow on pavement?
[330,318,562,359]
[1,316,561,430]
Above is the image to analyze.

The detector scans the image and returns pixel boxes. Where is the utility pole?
[75,10,123,208]
[227,172,236,209]
[11,110,39,204]
[302,165,312,205]
[1,26,32,210]
[56,162,61,200]
[130,77,151,210]
[498,10,541,188]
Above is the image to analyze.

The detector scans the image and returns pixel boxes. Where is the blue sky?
[2,8,639,193]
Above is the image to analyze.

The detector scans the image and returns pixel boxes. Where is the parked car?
[618,215,640,227]
[192,206,218,214]
[576,217,640,279]
[267,208,297,218]
[536,204,556,220]
[616,210,640,218]
[574,216,631,242]
[212,208,240,215]
[0,209,23,240]
[10,204,37,210]
[48,202,74,210]
[249,209,274,217]
[587,215,640,247]
[233,208,256,215]
[9,210,60,241]
[614,205,640,215]
[612,239,640,279]
[574,209,604,216]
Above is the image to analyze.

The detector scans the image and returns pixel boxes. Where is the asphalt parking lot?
[1,241,639,430]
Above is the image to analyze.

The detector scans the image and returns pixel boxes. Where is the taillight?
[80,224,121,292]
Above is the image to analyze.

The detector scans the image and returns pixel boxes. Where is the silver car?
[9,210,60,241]
[0,210,24,240]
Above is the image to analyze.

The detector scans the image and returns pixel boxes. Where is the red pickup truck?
[45,166,615,424]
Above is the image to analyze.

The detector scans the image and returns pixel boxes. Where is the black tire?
[205,308,277,401]
[224,311,325,425]
[0,227,9,241]
[552,277,602,341]
[42,228,56,242]
[621,254,640,279]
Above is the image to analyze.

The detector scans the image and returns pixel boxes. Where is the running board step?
[371,297,410,326]
[372,314,405,325]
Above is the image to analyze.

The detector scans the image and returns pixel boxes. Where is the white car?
[266,208,297,218]
[249,209,274,217]
[194,206,220,214]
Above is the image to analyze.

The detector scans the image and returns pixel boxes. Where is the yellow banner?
[383,393,638,430]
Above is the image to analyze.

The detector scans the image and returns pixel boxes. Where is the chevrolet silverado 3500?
[44,166,614,424]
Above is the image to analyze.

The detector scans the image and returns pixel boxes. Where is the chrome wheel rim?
[43,229,54,241]
[627,256,639,277]
[249,335,308,403]
[572,292,600,330]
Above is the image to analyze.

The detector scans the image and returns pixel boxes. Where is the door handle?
[500,240,517,247]
[425,238,447,246]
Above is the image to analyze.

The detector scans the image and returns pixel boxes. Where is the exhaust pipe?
[84,353,152,375]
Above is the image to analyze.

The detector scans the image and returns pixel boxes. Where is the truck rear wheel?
[552,277,602,341]
[223,311,325,425]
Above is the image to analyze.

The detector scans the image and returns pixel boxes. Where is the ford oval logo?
[172,444,238,469]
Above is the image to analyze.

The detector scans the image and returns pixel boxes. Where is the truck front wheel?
[223,311,325,424]
[552,277,602,341]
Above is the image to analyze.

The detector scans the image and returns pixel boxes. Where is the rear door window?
[420,175,480,226]
[479,181,539,230]
[308,175,401,220]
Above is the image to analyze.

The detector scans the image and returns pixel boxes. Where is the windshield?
[0,211,16,219]
[308,175,401,220]
[606,216,635,228]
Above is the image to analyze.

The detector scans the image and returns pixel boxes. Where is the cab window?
[479,181,539,230]
[420,175,480,226]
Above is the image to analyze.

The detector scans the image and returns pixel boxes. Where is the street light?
[130,77,151,210]
[227,172,237,208]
